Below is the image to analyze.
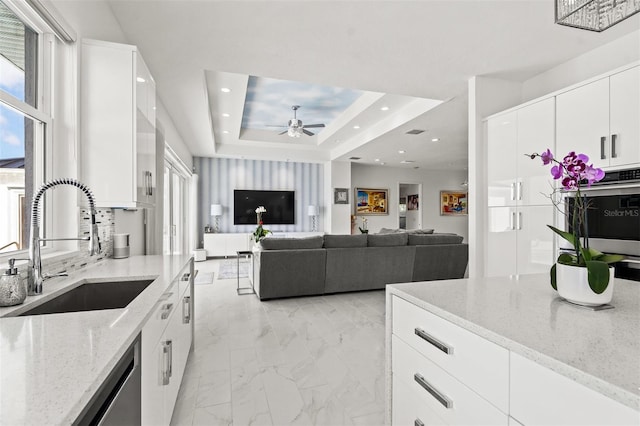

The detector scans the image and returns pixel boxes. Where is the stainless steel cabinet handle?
[510,182,515,201]
[160,303,174,320]
[148,172,153,196]
[611,134,617,158]
[517,211,523,230]
[510,211,516,231]
[181,272,191,281]
[415,419,425,426]
[161,340,172,385]
[414,373,453,409]
[517,181,522,201]
[600,136,607,159]
[414,328,454,354]
[183,295,191,324]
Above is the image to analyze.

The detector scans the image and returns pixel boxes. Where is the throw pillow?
[408,228,434,234]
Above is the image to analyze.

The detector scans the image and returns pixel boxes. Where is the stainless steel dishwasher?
[75,334,141,425]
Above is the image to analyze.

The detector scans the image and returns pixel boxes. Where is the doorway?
[399,183,421,230]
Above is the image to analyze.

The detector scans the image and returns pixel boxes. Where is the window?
[0,0,51,254]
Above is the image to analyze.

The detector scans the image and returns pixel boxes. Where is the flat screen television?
[234,190,295,225]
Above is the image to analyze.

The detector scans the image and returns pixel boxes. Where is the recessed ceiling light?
[221,87,231,93]
[398,150,406,154]
[431,138,439,142]
[136,77,146,83]
[222,113,230,117]
[222,130,229,134]
[374,158,380,162]
[401,160,415,164]
[353,125,360,130]
[380,106,389,111]
[380,162,386,165]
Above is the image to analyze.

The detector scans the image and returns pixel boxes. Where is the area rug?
[217,259,250,280]
[194,271,214,285]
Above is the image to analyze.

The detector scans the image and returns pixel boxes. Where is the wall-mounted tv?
[234,190,295,225]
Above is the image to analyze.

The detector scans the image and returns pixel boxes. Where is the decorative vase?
[556,263,615,307]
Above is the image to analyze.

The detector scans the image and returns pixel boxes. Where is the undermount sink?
[17,278,156,316]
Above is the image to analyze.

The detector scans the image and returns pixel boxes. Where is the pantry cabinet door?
[609,66,640,168]
[487,112,517,207]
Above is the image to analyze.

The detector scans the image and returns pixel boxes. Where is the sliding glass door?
[163,160,189,255]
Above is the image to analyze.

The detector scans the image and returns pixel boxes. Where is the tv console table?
[203,233,251,257]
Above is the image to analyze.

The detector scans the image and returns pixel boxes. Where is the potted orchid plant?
[253,206,271,243]
[527,149,624,306]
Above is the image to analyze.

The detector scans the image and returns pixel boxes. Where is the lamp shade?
[307,205,318,216]
[211,204,223,216]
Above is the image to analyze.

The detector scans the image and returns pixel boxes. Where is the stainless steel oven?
[564,167,640,281]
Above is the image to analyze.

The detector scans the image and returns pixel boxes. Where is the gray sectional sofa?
[252,232,468,300]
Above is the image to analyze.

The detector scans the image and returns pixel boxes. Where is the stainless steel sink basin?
[18,279,156,316]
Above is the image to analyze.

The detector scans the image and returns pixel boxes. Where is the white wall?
[156,98,193,170]
[522,30,640,101]
[327,160,351,234]
[351,164,468,241]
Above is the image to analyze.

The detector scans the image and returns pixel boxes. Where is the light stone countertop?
[0,254,192,425]
[387,274,640,412]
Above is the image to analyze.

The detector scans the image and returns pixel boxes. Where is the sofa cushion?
[378,227,406,234]
[324,234,368,248]
[367,233,408,247]
[260,236,324,250]
[408,233,463,245]
[408,228,435,234]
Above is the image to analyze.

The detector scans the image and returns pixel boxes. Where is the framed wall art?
[407,194,419,211]
[355,188,388,215]
[440,191,468,215]
[334,188,349,204]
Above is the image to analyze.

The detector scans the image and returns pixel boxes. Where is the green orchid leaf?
[550,264,557,291]
[557,253,576,265]
[547,225,576,246]
[586,260,611,294]
[594,254,625,264]
[586,247,603,258]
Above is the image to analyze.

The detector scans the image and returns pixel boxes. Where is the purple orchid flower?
[550,165,563,179]
[540,149,553,165]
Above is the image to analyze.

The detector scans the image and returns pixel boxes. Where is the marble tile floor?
[170,258,386,426]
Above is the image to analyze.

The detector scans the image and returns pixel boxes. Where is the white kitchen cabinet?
[557,65,640,169]
[486,98,556,277]
[81,39,156,208]
[510,352,639,425]
[390,296,509,425]
[142,259,194,426]
[203,233,250,257]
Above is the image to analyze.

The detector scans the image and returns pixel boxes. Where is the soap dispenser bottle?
[0,259,26,307]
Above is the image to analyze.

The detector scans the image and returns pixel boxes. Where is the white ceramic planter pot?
[556,263,615,306]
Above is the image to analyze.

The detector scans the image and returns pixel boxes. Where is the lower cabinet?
[390,295,639,425]
[203,233,250,257]
[142,259,194,425]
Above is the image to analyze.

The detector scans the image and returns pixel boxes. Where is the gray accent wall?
[195,157,324,235]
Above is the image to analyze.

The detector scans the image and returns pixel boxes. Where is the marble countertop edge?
[386,284,640,412]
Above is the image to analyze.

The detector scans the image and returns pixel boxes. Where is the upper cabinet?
[81,39,157,208]
[556,66,639,169]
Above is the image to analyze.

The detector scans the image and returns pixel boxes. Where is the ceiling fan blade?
[303,124,325,128]
[265,124,287,128]
[278,130,288,135]
[303,129,315,136]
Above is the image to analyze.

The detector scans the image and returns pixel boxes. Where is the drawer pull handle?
[161,340,172,385]
[160,303,174,320]
[415,328,453,355]
[182,295,191,324]
[415,419,425,426]
[414,373,453,409]
[181,272,191,281]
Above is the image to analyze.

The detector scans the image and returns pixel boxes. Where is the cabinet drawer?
[392,336,508,426]
[393,374,447,425]
[510,352,640,425]
[142,282,179,352]
[392,296,509,412]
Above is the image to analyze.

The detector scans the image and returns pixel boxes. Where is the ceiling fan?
[270,105,325,137]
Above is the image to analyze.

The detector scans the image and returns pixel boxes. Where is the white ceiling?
[105,0,639,170]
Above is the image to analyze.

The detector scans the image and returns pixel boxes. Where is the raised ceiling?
[103,1,640,170]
